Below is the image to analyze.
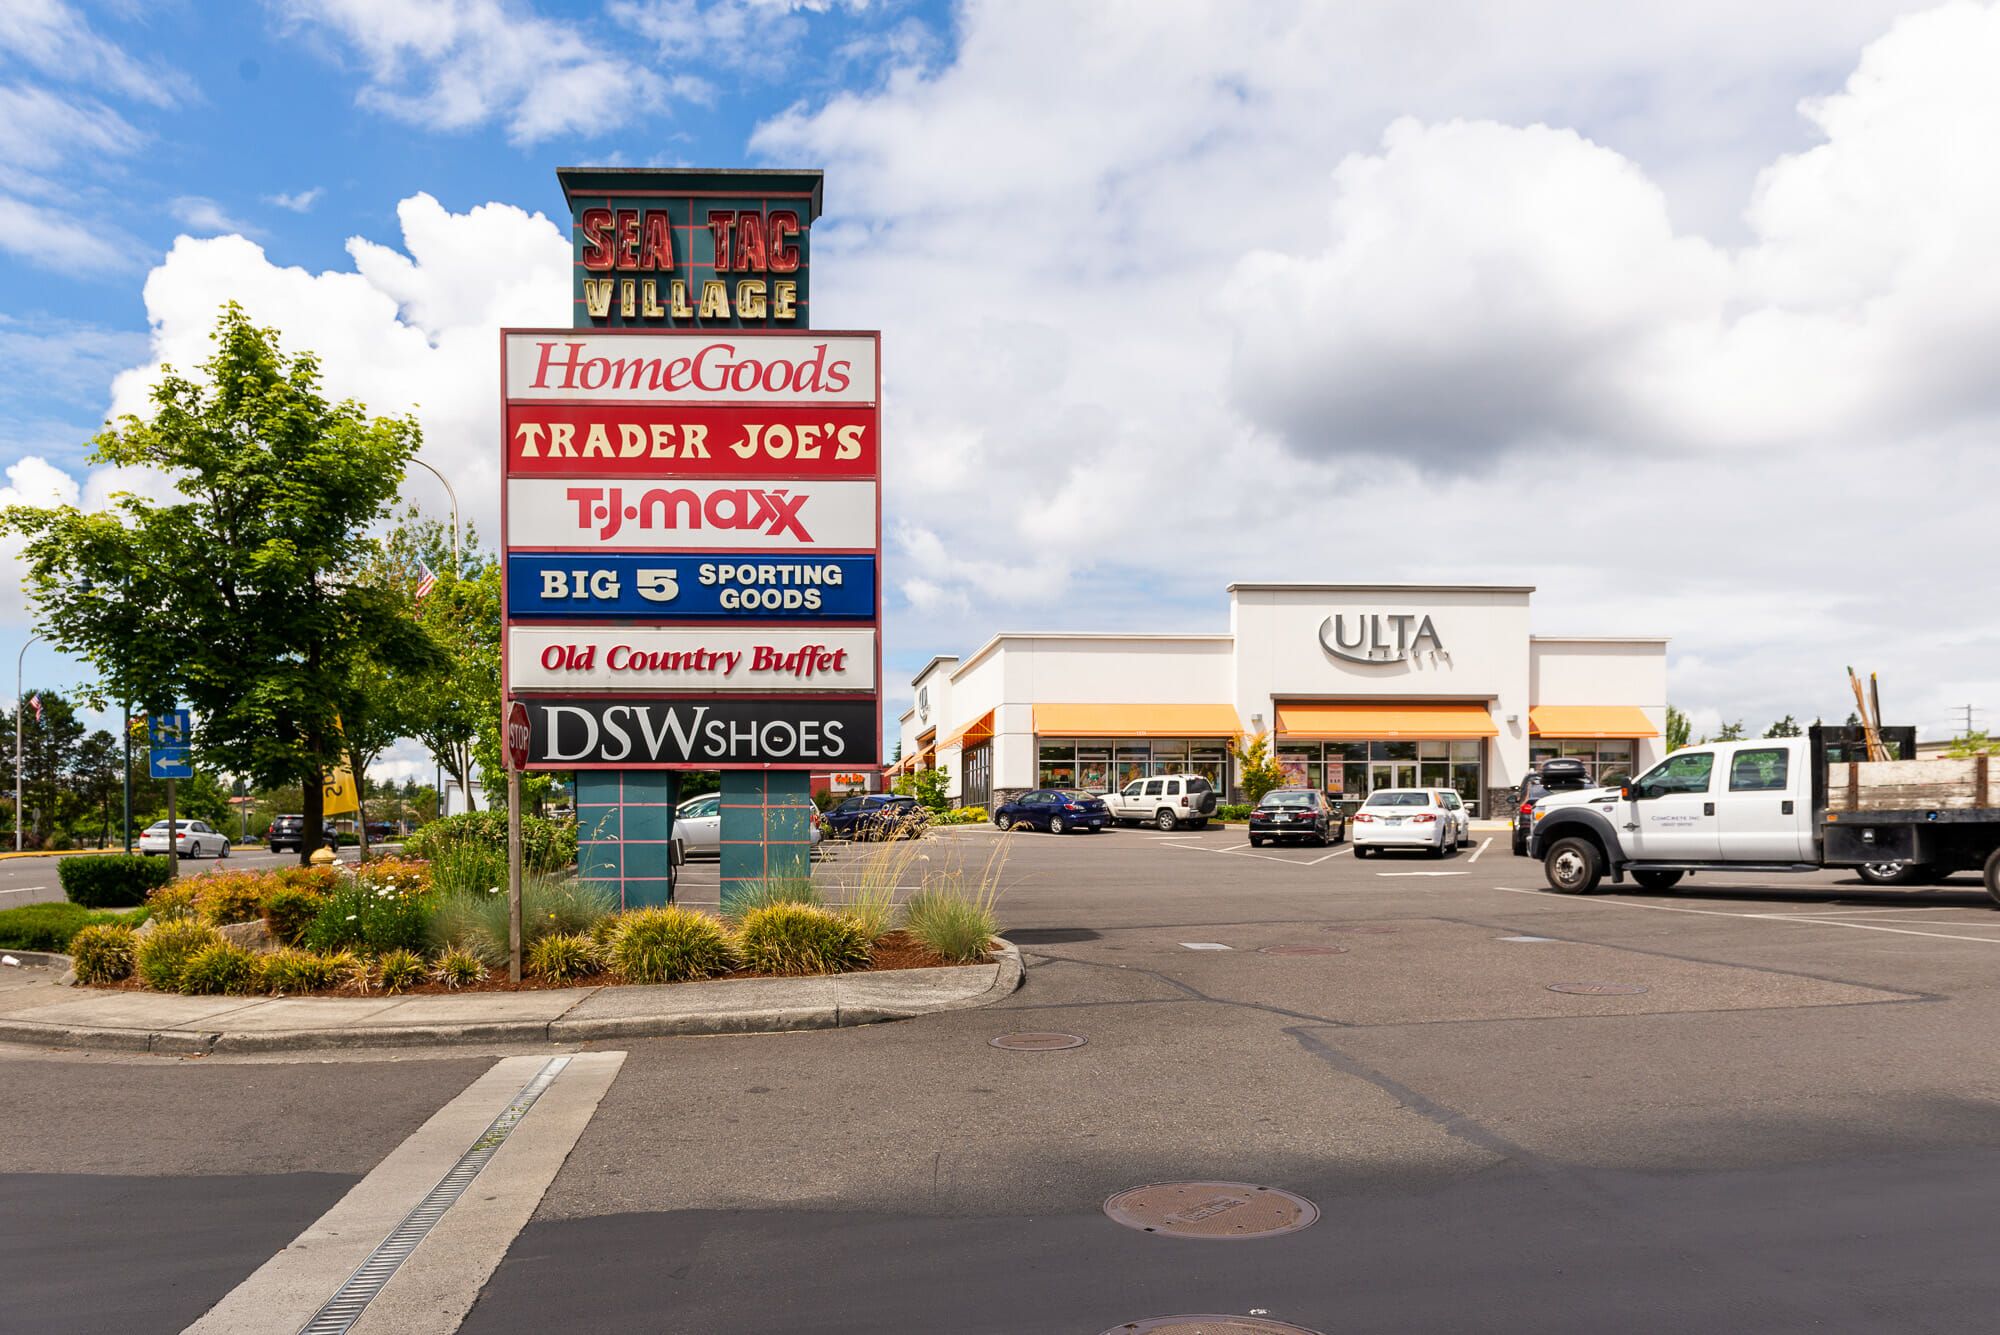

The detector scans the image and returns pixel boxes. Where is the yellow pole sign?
[323,761,359,816]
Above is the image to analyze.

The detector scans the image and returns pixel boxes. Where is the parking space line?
[1483,885,2000,945]
[1469,838,1491,863]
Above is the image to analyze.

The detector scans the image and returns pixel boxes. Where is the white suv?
[1103,774,1219,831]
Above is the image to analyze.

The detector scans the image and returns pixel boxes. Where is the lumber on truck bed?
[1825,755,1993,814]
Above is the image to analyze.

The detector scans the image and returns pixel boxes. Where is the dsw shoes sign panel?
[527,698,877,767]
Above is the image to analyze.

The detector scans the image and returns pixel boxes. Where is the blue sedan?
[993,789,1110,834]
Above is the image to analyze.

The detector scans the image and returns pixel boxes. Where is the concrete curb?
[0,939,1024,1055]
[0,950,71,969]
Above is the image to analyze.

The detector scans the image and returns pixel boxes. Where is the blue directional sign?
[147,709,193,747]
[149,746,193,780]
[506,553,877,621]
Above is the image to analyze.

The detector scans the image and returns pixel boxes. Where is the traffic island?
[0,939,1022,1054]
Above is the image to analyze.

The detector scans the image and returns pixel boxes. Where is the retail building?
[889,584,1666,816]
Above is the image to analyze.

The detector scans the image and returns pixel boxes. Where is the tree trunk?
[301,747,326,869]
[353,758,371,861]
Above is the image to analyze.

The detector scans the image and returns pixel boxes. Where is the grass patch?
[735,903,871,976]
[0,902,143,952]
[725,876,822,919]
[604,907,734,984]
[178,941,261,995]
[526,932,598,985]
[426,875,612,965]
[259,948,340,994]
[900,884,999,963]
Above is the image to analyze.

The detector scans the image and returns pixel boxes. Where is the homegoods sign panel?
[501,327,882,769]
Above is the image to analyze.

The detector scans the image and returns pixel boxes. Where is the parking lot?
[11,821,2000,1333]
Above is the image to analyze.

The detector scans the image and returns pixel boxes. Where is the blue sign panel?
[147,709,193,747]
[507,553,876,621]
[149,746,193,780]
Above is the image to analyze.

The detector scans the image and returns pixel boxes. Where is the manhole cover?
[1102,1318,1323,1335]
[1103,1182,1318,1240]
[1258,944,1347,956]
[1325,924,1398,934]
[990,1032,1087,1051]
[1548,982,1650,996]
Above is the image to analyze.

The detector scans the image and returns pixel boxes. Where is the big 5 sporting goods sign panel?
[501,326,881,769]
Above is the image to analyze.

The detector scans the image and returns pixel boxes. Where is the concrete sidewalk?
[0,942,1022,1055]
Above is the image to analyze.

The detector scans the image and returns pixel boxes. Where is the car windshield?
[1261,792,1316,808]
[1364,792,1434,808]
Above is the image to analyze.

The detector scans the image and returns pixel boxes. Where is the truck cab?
[1530,737,1818,892]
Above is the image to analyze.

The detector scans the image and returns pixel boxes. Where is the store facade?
[891,585,1667,816]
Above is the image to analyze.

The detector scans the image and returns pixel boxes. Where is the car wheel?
[1856,862,1927,887]
[1313,829,1329,848]
[1249,836,1264,848]
[1050,815,1068,835]
[1984,847,2000,909]
[1154,810,1178,832]
[1512,831,1527,857]
[1355,844,1374,859]
[1633,870,1684,891]
[1429,831,1447,859]
[1544,837,1603,894]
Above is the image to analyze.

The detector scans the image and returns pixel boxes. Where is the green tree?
[19,690,84,847]
[1712,720,1747,742]
[891,763,952,813]
[1229,730,1288,804]
[1946,731,2000,757]
[1763,715,1802,738]
[0,304,438,863]
[69,729,122,848]
[1665,705,1692,752]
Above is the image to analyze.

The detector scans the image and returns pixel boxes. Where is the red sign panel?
[505,404,877,478]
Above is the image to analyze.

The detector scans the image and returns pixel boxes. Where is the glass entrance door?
[1371,761,1417,791]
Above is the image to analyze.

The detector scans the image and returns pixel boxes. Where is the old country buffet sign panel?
[501,328,881,769]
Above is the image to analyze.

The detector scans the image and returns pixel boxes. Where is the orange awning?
[1528,706,1657,738]
[1276,701,1498,739]
[1032,703,1243,739]
[941,709,995,750]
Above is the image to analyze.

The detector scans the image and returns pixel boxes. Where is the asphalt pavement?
[8,824,2000,1333]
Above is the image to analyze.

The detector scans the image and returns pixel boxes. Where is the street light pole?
[407,458,460,571]
[15,632,42,852]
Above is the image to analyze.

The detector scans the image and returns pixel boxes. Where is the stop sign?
[505,700,531,771]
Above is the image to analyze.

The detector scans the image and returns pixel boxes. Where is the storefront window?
[1420,760,1449,789]
[1039,740,1077,789]
[1078,746,1112,794]
[1188,746,1226,787]
[1329,741,1369,762]
[1116,745,1149,788]
[1371,741,1418,761]
[1531,738,1638,784]
[1149,743,1188,776]
[1340,763,1367,799]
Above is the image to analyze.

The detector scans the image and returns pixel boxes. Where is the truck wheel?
[1633,870,1684,891]
[1857,862,1926,887]
[1984,848,2000,909]
[1155,810,1178,832]
[1544,837,1603,894]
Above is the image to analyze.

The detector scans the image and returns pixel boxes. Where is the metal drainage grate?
[991,1031,1087,1051]
[1258,945,1347,957]
[297,1056,571,1335]
[1548,982,1649,996]
[1104,1182,1319,1240]
[1102,1319,1324,1335]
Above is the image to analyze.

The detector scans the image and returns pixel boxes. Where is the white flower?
[345,914,358,921]
[487,886,500,894]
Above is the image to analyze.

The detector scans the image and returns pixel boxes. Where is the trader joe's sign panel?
[501,327,881,769]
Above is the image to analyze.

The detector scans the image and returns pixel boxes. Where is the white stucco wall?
[1529,637,1670,771]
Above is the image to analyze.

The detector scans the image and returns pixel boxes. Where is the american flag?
[27,693,41,723]
[415,558,438,601]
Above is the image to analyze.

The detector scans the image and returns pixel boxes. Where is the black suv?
[1511,759,1595,855]
[268,815,340,854]
[820,794,928,841]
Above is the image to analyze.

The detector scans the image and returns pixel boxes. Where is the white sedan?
[667,793,822,862]
[1351,789,1465,859]
[138,820,231,859]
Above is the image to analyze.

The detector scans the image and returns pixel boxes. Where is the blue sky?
[5,0,1999,772]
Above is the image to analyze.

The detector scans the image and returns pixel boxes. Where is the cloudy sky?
[3,0,1997,777]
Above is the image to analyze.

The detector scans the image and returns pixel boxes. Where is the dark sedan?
[820,794,929,840]
[1248,788,1343,847]
[994,789,1110,834]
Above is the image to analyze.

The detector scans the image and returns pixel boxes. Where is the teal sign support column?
[577,771,677,909]
[719,771,814,915]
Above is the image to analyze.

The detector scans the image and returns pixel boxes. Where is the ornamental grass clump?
[177,941,261,995]
[735,903,871,977]
[605,906,734,984]
[262,885,326,946]
[376,949,426,994]
[259,948,340,994]
[136,919,224,991]
[425,875,612,965]
[899,884,1000,963]
[526,932,598,985]
[432,947,486,990]
[68,923,138,983]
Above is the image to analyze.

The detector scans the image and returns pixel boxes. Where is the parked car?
[1102,773,1219,830]
[819,794,928,841]
[267,815,338,854]
[671,792,825,860]
[1512,759,1595,855]
[1248,788,1344,847]
[994,789,1110,834]
[140,820,230,859]
[1352,789,1467,858]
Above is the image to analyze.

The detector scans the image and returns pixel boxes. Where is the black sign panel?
[526,697,878,769]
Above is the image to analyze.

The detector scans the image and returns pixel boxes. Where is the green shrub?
[736,903,871,976]
[58,853,171,908]
[1214,803,1254,822]
[0,902,99,951]
[900,886,999,963]
[146,882,200,921]
[726,876,822,918]
[262,886,326,946]
[376,948,426,994]
[178,941,261,995]
[273,865,342,895]
[605,906,734,983]
[933,806,989,825]
[260,947,339,994]
[191,871,271,925]
[69,924,138,983]
[136,920,224,991]
[526,932,598,985]
[432,947,486,989]
[302,879,431,955]
[403,811,576,874]
[425,875,612,964]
